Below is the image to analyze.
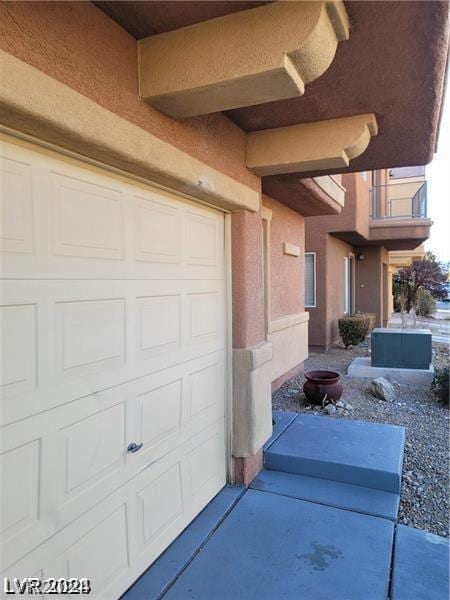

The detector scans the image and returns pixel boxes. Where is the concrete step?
[251,469,400,521]
[264,412,405,493]
[263,409,298,451]
[391,525,450,600]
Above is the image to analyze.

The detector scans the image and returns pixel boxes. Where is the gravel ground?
[272,342,449,537]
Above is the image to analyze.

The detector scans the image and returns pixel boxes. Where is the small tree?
[393,252,448,311]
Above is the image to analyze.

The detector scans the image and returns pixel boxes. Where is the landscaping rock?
[336,400,345,409]
[272,342,450,537]
[370,377,395,402]
[324,404,337,415]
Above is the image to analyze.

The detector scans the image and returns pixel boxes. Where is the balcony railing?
[370,181,427,220]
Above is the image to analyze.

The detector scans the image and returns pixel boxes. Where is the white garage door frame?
[0,129,234,594]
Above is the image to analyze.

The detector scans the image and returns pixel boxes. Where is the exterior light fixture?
[357,252,365,260]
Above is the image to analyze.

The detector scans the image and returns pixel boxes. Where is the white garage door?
[0,135,227,598]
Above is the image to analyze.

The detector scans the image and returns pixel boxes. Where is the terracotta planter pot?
[303,370,343,405]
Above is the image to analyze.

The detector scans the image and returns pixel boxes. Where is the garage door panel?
[59,402,126,497]
[136,294,181,359]
[0,155,34,255]
[1,135,227,599]
[187,291,220,346]
[50,171,125,260]
[185,210,221,267]
[2,425,225,599]
[1,326,225,578]
[64,505,130,593]
[0,303,37,399]
[1,280,224,425]
[2,141,224,281]
[137,462,184,546]
[55,298,127,380]
[187,425,226,501]
[139,378,183,451]
[134,194,181,264]
[2,488,135,599]
[0,439,40,540]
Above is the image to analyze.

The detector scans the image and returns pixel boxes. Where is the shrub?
[338,314,368,347]
[415,288,437,317]
[356,312,376,337]
[433,365,449,407]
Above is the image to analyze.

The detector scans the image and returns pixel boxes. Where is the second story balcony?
[369,181,432,249]
[370,181,427,220]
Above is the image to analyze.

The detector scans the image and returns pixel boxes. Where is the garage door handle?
[127,442,143,453]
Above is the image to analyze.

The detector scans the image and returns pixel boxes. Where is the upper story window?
[305,252,316,308]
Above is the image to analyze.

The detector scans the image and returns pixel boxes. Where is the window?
[305,252,316,308]
[361,171,367,181]
[343,256,350,314]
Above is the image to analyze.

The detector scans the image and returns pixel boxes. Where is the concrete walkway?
[123,412,449,600]
[388,310,450,345]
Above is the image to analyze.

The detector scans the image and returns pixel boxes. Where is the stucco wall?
[326,236,354,346]
[231,210,266,349]
[305,229,327,347]
[0,1,259,193]
[263,195,305,321]
[305,229,353,349]
[304,172,370,241]
[355,245,389,326]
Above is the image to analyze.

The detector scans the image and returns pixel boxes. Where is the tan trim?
[261,206,273,222]
[262,215,272,334]
[138,1,349,118]
[246,113,378,176]
[233,342,273,457]
[0,50,259,213]
[313,175,346,207]
[370,218,433,229]
[283,242,301,257]
[268,311,310,334]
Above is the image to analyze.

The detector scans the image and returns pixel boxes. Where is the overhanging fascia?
[138,1,349,118]
[0,50,259,213]
[247,113,378,176]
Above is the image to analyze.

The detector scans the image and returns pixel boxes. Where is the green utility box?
[371,328,432,370]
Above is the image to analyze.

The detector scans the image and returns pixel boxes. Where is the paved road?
[436,301,450,312]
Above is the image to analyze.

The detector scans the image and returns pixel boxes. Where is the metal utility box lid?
[371,328,432,370]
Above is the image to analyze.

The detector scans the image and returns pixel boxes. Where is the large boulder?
[370,377,395,401]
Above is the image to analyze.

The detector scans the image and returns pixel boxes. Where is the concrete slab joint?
[138,1,349,117]
[233,342,273,458]
[247,113,378,176]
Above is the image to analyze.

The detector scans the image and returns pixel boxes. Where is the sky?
[426,76,450,263]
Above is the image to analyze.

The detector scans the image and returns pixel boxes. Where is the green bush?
[433,365,449,407]
[415,288,437,317]
[355,312,376,337]
[338,314,368,347]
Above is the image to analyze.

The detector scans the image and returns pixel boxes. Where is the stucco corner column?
[231,209,272,485]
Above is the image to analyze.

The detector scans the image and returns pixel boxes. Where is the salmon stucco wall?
[304,172,371,241]
[0,1,260,194]
[355,245,389,326]
[263,195,305,321]
[231,210,266,349]
[326,236,354,346]
[306,231,353,349]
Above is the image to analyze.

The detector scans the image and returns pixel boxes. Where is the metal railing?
[370,181,427,220]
